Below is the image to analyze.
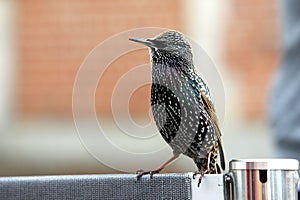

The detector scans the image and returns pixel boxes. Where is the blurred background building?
[0,0,278,176]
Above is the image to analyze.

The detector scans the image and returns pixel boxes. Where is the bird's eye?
[150,39,167,49]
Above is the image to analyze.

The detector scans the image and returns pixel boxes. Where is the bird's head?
[129,30,193,66]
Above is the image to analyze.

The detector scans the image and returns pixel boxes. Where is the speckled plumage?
[130,30,225,184]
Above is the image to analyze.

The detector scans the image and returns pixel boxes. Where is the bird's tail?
[217,137,226,170]
[194,145,221,174]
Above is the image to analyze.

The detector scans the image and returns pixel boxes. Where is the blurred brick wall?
[17,0,182,118]
[17,1,280,120]
[223,0,279,120]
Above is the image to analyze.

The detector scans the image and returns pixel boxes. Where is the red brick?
[17,0,182,118]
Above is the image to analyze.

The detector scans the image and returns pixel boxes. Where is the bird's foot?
[135,168,161,182]
[192,169,210,187]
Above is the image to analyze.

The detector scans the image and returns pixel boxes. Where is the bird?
[129,30,225,186]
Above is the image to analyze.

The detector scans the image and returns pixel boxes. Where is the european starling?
[129,30,225,186]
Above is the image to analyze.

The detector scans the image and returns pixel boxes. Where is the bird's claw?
[136,169,148,182]
[192,172,197,179]
[135,169,161,182]
[149,169,160,178]
[136,169,145,174]
[193,171,206,187]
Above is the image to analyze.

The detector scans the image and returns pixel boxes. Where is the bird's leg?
[136,154,179,181]
[192,152,212,187]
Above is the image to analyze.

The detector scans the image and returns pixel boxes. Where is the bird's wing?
[200,92,225,170]
[182,66,225,170]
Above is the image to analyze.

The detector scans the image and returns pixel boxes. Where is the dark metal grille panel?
[0,174,192,200]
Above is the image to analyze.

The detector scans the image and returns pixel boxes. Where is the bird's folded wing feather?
[200,92,226,170]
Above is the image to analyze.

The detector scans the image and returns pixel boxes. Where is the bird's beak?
[129,38,154,48]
